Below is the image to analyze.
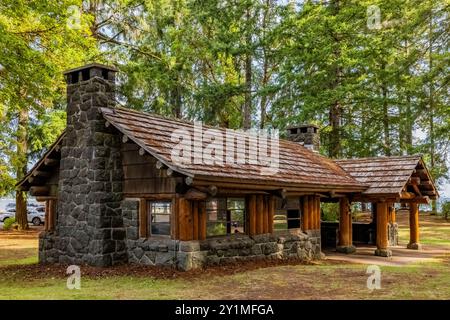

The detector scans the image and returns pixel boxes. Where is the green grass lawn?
[1,214,449,300]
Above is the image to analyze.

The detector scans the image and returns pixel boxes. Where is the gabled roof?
[336,155,439,200]
[101,107,365,192]
[16,131,65,190]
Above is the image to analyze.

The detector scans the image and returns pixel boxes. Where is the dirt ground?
[0,214,449,299]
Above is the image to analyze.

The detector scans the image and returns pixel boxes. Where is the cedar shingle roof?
[336,155,438,199]
[101,107,365,192]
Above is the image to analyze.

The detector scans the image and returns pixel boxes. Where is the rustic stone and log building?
[17,64,439,270]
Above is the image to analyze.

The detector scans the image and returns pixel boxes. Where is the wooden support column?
[198,201,207,240]
[348,204,353,245]
[337,197,355,253]
[302,196,310,230]
[256,195,264,234]
[248,195,257,236]
[316,196,321,230]
[308,196,315,230]
[391,206,396,223]
[263,196,269,233]
[268,196,274,233]
[44,200,50,231]
[171,197,179,239]
[374,202,392,257]
[178,197,193,241]
[407,203,421,250]
[139,199,148,238]
[192,201,199,240]
[47,199,56,232]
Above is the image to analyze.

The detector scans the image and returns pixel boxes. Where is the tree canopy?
[0,0,449,205]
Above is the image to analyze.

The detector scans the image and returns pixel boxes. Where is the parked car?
[0,209,16,223]
[0,206,45,226]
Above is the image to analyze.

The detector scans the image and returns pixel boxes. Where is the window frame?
[205,197,246,238]
[147,200,172,237]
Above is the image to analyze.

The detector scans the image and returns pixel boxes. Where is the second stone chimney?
[286,124,320,152]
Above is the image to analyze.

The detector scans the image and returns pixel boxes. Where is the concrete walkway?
[324,244,449,266]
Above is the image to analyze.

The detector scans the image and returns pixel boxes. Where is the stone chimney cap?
[63,63,118,75]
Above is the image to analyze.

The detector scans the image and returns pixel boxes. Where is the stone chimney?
[286,124,320,152]
[51,63,127,266]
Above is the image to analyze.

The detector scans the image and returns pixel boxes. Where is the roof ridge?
[336,154,423,162]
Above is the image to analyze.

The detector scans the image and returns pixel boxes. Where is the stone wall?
[39,70,127,267]
[122,198,321,271]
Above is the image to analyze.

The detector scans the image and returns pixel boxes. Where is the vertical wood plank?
[198,201,207,240]
[44,200,49,231]
[376,202,388,250]
[179,198,194,241]
[316,196,321,230]
[409,203,419,245]
[248,195,257,236]
[171,196,178,239]
[139,198,148,238]
[256,195,264,234]
[348,201,353,245]
[308,196,315,230]
[302,196,310,231]
[178,197,187,241]
[192,201,199,240]
[339,197,350,247]
[268,195,274,234]
[263,196,269,233]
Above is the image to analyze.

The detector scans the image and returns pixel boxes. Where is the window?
[206,198,245,237]
[273,198,301,230]
[287,210,301,228]
[148,201,171,236]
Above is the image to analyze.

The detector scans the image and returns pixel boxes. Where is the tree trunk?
[381,63,391,156]
[329,101,341,158]
[428,9,436,215]
[15,108,29,230]
[328,0,342,159]
[171,77,182,118]
[243,7,252,130]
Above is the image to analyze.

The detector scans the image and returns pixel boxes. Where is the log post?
[263,196,269,233]
[198,201,207,240]
[268,196,274,233]
[47,199,56,231]
[139,199,148,238]
[316,196,321,230]
[302,196,310,231]
[192,201,199,240]
[44,200,50,231]
[248,195,257,236]
[391,206,396,223]
[407,203,421,250]
[337,197,355,253]
[308,196,315,230]
[178,198,193,241]
[256,195,264,234]
[374,202,392,257]
[348,203,353,245]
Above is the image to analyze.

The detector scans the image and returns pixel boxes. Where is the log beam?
[30,186,50,197]
[44,158,59,166]
[184,188,208,201]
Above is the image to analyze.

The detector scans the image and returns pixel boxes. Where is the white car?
[0,206,45,226]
